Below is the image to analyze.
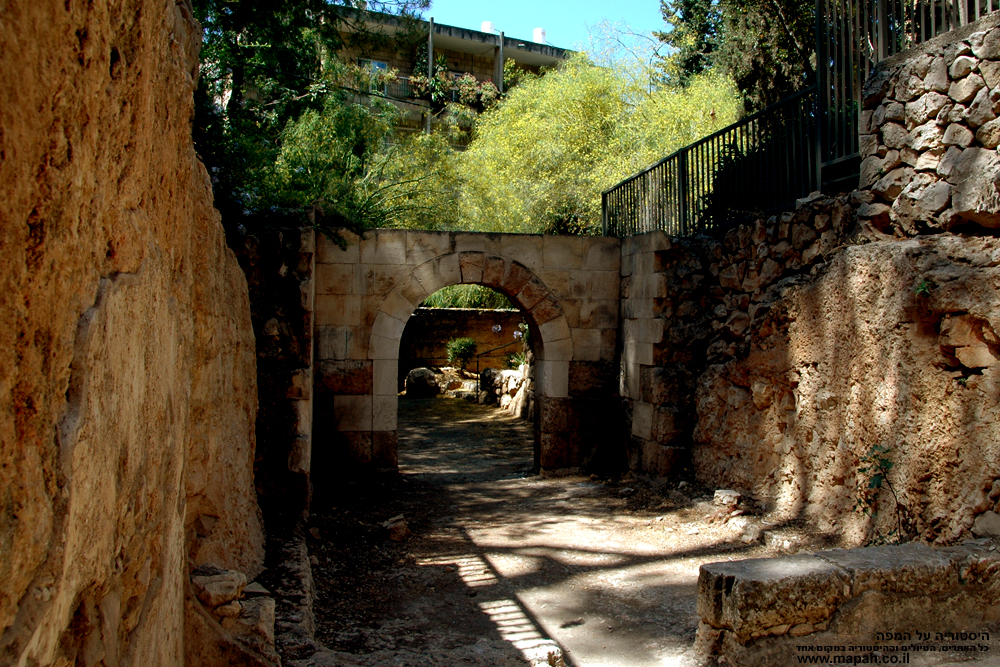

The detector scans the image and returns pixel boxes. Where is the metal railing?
[602,87,818,237]
[818,0,998,174]
[603,0,996,237]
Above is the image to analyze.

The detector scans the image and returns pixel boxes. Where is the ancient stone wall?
[0,1,263,665]
[312,229,621,477]
[858,12,1000,235]
[624,197,1000,547]
[619,195,854,478]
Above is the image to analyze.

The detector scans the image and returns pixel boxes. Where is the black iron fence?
[818,0,998,176]
[604,0,996,237]
[602,87,818,237]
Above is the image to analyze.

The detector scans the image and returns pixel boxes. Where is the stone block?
[561,299,581,327]
[372,431,398,467]
[380,289,415,321]
[454,232,499,255]
[459,251,485,283]
[624,341,653,366]
[316,264,353,295]
[697,555,850,639]
[652,406,684,443]
[347,325,370,360]
[539,316,571,345]
[570,328,602,362]
[639,318,665,344]
[317,232,359,264]
[368,334,399,360]
[538,268,571,298]
[600,329,617,361]
[373,359,398,396]
[482,255,507,287]
[516,276,550,310]
[580,300,618,329]
[622,362,641,399]
[539,431,569,469]
[334,394,372,431]
[353,264,374,295]
[819,543,959,597]
[342,431,372,464]
[566,270,591,299]
[438,252,462,287]
[538,397,571,432]
[406,231,451,265]
[542,235,584,269]
[631,401,653,440]
[358,234,377,264]
[317,360,373,395]
[373,395,398,431]
[946,147,1000,227]
[374,230,407,264]
[373,265,405,298]
[584,238,621,271]
[501,261,533,297]
[288,435,312,474]
[590,271,620,300]
[500,234,543,269]
[371,311,407,341]
[640,441,686,476]
[316,326,348,360]
[541,336,573,362]
[568,360,617,397]
[396,274,429,309]
[536,360,569,398]
[971,27,1000,59]
[942,122,974,147]
[529,295,563,326]
[950,73,987,104]
[316,295,361,327]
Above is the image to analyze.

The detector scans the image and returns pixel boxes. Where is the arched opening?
[367,251,573,472]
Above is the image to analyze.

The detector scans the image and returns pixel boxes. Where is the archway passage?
[312,229,622,477]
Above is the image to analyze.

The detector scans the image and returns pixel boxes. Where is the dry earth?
[291,397,855,667]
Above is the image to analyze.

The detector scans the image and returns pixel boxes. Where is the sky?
[420,0,665,52]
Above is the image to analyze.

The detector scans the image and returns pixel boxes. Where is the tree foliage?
[451,54,740,235]
[656,0,815,110]
[192,0,428,239]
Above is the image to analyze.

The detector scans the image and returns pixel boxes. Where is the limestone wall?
[858,12,1000,235]
[312,229,621,476]
[0,1,262,665]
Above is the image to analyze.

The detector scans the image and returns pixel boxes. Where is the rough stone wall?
[234,227,316,522]
[858,12,1000,235]
[693,234,1000,544]
[0,1,262,665]
[398,307,526,386]
[619,195,854,478]
[312,229,621,476]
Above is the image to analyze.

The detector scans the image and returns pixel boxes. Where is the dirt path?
[293,398,836,667]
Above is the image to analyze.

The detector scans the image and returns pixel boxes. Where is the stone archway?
[312,229,621,475]
[368,250,573,470]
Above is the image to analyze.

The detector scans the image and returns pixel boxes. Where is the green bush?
[446,338,478,369]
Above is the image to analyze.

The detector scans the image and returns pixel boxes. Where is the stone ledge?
[697,542,1000,664]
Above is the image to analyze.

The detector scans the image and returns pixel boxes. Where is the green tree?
[656,0,814,110]
[654,0,723,85]
[192,0,428,240]
[456,54,740,235]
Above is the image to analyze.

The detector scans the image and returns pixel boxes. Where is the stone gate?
[309,229,622,474]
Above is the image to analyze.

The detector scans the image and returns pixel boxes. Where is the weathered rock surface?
[0,1,262,665]
[693,235,1000,543]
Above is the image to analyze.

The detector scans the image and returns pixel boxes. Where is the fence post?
[602,191,609,236]
[678,149,689,236]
